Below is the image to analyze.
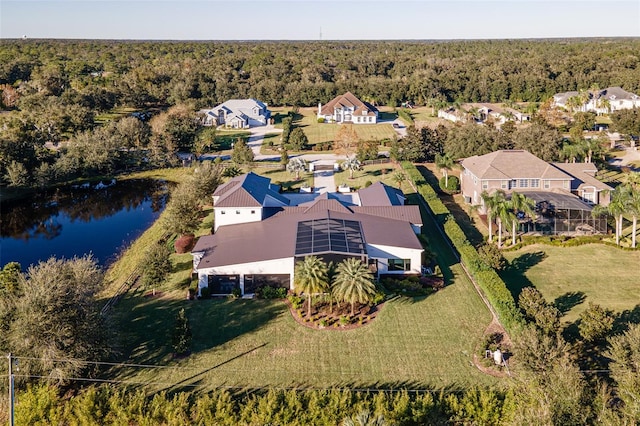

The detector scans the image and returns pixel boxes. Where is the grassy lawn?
[94,107,139,124]
[214,130,250,150]
[296,108,397,146]
[259,133,284,155]
[249,166,314,191]
[501,244,640,323]
[333,163,403,189]
[110,268,493,391]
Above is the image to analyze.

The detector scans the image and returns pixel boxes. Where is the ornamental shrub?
[439,175,460,192]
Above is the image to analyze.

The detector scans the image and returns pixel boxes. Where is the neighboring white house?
[200,99,270,128]
[437,104,530,125]
[192,176,424,296]
[552,87,640,114]
[317,92,378,124]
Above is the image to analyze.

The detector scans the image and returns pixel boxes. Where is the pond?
[1,179,168,269]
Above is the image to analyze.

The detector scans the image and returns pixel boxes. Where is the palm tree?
[342,410,387,426]
[508,192,535,246]
[561,141,585,163]
[435,153,454,187]
[333,258,376,316]
[286,157,307,180]
[341,157,361,179]
[481,190,508,244]
[495,200,515,248]
[294,255,329,317]
[627,188,640,249]
[392,171,406,190]
[593,186,630,246]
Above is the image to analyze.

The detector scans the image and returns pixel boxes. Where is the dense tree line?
[2,39,639,187]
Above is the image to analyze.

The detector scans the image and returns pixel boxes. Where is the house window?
[563,181,570,189]
[473,177,477,184]
[221,210,226,215]
[482,180,488,189]
[544,180,550,189]
[236,210,240,214]
[501,180,508,189]
[519,179,529,188]
[583,191,595,203]
[511,179,517,188]
[388,259,411,271]
[530,179,539,188]
[251,210,256,214]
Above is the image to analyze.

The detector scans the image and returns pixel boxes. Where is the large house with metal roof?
[317,92,379,124]
[192,173,423,296]
[199,99,270,128]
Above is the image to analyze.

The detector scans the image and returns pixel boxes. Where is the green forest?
[2,39,640,189]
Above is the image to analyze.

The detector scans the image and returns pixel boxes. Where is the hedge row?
[397,108,414,124]
[402,162,523,332]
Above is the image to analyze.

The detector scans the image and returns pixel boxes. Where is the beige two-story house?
[461,150,611,214]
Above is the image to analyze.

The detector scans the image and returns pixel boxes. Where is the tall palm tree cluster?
[481,190,536,247]
[294,256,377,317]
[592,178,640,248]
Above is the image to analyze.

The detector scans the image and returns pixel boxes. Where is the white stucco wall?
[197,257,295,294]
[367,244,423,275]
[214,207,263,231]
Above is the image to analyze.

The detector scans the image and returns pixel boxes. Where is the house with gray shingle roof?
[192,174,423,296]
[317,92,378,124]
[461,150,612,214]
[200,98,270,128]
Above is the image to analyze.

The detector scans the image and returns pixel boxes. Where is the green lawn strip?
[333,163,401,189]
[501,244,640,323]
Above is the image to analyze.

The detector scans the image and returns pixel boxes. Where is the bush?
[317,117,325,123]
[477,244,507,271]
[230,287,241,299]
[439,175,460,192]
[288,294,304,309]
[174,234,195,254]
[364,180,373,187]
[340,315,351,326]
[141,242,172,288]
[257,285,287,299]
[381,276,432,296]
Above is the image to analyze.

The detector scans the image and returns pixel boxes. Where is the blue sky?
[1,1,639,40]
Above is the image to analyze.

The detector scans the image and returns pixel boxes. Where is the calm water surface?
[1,179,168,268]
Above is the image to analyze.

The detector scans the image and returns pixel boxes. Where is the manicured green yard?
[250,166,314,190]
[214,130,250,150]
[333,162,403,190]
[501,244,640,322]
[296,108,397,146]
[110,270,493,390]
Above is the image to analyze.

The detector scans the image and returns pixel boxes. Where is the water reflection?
[1,179,168,267]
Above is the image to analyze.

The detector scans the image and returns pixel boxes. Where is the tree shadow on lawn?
[613,304,640,334]
[499,251,547,303]
[112,294,286,368]
[554,291,587,314]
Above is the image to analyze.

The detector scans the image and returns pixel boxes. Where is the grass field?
[296,108,397,146]
[501,244,640,323]
[106,176,495,390]
[333,162,403,189]
[110,266,493,391]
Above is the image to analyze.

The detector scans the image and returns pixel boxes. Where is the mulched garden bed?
[286,299,383,330]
